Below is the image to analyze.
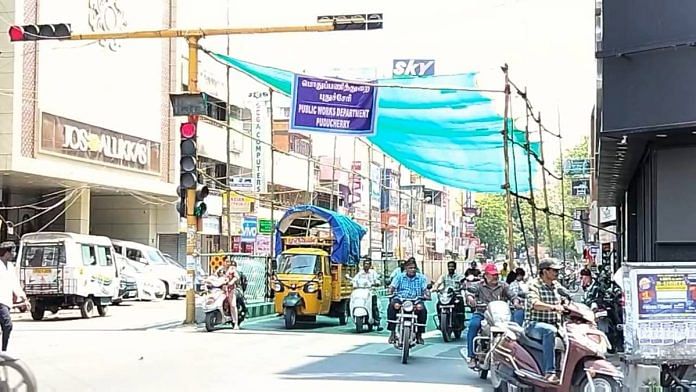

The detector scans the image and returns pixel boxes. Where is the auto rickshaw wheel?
[283,307,297,329]
[338,300,348,325]
[30,304,44,321]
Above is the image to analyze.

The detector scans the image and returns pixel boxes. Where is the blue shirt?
[390,272,428,299]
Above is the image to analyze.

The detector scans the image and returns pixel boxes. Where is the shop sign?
[40,113,161,172]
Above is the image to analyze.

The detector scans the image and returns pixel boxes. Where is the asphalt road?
[8,298,491,392]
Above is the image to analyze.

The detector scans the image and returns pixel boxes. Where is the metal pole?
[558,111,567,263]
[269,88,275,258]
[368,144,373,258]
[537,111,554,259]
[330,135,337,211]
[184,36,200,324]
[523,92,541,265]
[397,163,402,259]
[70,24,337,41]
[306,151,312,204]
[501,65,516,269]
[225,5,232,252]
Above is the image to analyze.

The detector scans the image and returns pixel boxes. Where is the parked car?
[114,254,166,302]
[112,254,138,305]
[162,253,207,292]
[112,240,186,299]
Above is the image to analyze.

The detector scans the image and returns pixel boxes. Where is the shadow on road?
[276,347,482,386]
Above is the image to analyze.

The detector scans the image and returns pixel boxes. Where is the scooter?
[347,275,378,333]
[463,300,513,380]
[489,301,623,392]
[203,276,246,332]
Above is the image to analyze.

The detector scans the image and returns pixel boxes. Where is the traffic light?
[176,186,186,218]
[193,184,209,218]
[8,23,71,42]
[179,116,198,189]
[317,14,383,31]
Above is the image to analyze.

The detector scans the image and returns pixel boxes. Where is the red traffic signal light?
[8,23,71,42]
[180,122,197,139]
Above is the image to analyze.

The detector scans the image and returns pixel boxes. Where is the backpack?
[239,271,248,292]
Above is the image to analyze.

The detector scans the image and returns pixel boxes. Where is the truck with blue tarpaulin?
[270,205,366,329]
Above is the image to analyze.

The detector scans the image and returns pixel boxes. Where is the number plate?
[33,268,52,274]
[595,310,608,317]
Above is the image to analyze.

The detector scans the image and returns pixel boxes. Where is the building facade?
[0,0,179,247]
[595,0,696,264]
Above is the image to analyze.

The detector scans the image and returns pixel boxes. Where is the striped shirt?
[390,272,428,300]
[525,277,562,325]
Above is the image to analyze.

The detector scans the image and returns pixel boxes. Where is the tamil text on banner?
[290,74,378,136]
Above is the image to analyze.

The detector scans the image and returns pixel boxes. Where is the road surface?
[9,299,491,392]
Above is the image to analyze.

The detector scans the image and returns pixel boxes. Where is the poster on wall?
[624,265,696,361]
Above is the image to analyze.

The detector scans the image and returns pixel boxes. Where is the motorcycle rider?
[352,257,382,330]
[465,263,519,368]
[387,258,429,345]
[464,261,481,279]
[509,267,528,326]
[434,261,466,325]
[524,258,564,384]
[388,259,406,284]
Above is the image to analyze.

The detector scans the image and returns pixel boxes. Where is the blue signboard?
[290,74,378,136]
[241,216,257,243]
[392,59,435,77]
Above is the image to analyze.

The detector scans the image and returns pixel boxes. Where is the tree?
[472,137,591,261]
[473,194,508,257]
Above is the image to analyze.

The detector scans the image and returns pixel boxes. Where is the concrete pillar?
[65,188,90,234]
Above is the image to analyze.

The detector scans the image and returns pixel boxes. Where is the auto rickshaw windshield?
[277,254,320,274]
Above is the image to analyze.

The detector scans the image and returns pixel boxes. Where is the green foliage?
[473,137,591,260]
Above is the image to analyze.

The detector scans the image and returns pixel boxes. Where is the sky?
[205,0,596,172]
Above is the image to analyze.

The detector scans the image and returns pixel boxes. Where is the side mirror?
[345,274,352,280]
[139,257,149,265]
[426,283,433,290]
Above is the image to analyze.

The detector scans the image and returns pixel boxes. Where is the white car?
[118,255,166,301]
[111,240,186,299]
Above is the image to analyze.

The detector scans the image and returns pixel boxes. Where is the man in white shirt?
[0,242,28,352]
[353,257,382,330]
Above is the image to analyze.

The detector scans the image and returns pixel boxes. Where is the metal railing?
[198,253,270,304]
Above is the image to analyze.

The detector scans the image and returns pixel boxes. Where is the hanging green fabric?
[211,52,539,193]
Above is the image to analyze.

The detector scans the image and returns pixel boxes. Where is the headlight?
[273,282,282,292]
[440,294,451,304]
[304,282,319,293]
[402,301,414,312]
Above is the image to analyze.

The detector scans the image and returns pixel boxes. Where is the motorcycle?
[433,286,465,342]
[389,295,426,364]
[459,300,512,380]
[584,270,624,354]
[490,301,623,392]
[347,275,378,333]
[203,276,246,332]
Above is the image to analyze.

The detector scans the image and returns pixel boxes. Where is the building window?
[289,134,312,157]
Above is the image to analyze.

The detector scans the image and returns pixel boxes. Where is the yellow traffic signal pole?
[44,22,346,324]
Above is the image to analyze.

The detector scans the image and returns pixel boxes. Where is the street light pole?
[184,36,200,324]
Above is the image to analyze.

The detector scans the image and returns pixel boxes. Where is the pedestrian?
[0,241,29,353]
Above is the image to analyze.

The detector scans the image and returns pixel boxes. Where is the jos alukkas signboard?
[40,113,161,173]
